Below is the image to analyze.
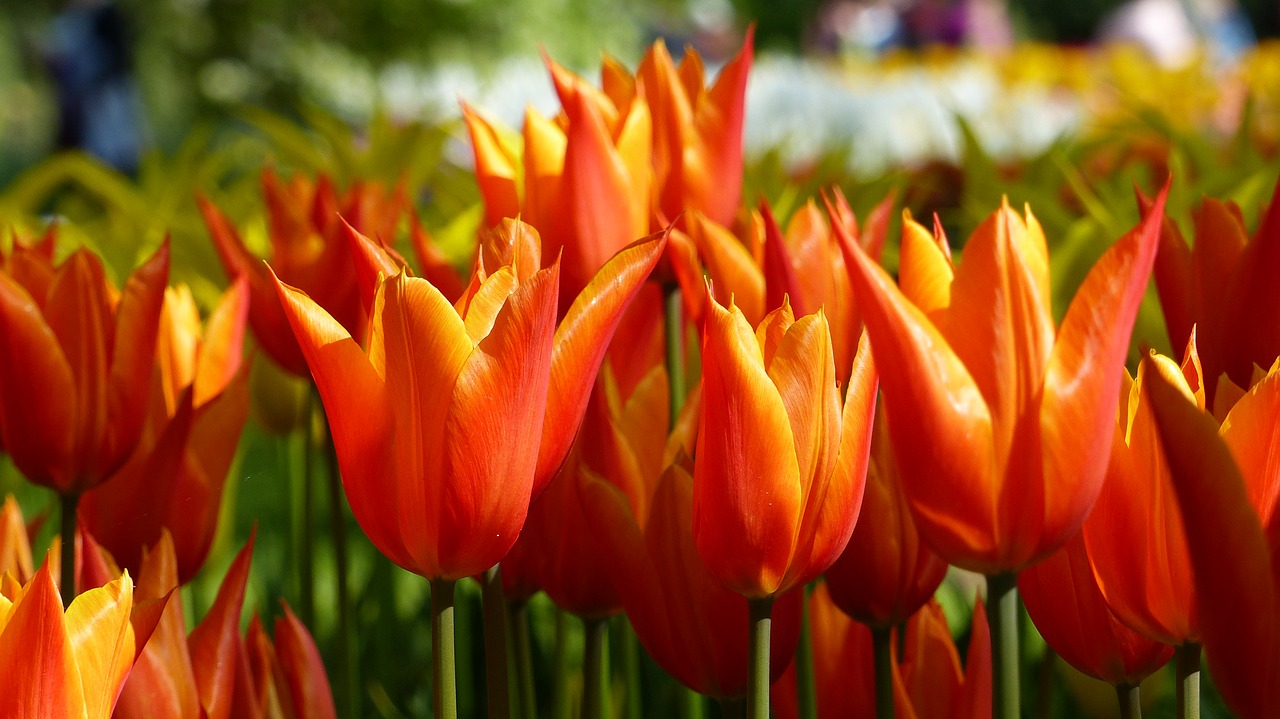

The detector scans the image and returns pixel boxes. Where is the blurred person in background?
[42,0,143,174]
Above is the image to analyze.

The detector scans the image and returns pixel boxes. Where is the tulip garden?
[4,21,1280,719]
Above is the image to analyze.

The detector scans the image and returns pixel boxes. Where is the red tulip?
[199,170,408,376]
[0,494,34,584]
[1145,174,1280,401]
[0,241,168,494]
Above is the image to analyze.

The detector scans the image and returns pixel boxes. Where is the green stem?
[796,598,817,719]
[664,283,686,425]
[320,414,356,719]
[987,573,1020,719]
[619,616,643,719]
[483,565,512,719]
[431,578,458,719]
[747,597,775,719]
[553,609,570,719]
[872,626,894,719]
[298,390,316,626]
[60,492,79,608]
[582,617,610,719]
[512,602,538,719]
[1117,683,1142,719]
[1176,643,1201,719]
[682,688,705,719]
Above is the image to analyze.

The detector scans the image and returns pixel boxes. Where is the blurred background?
[2,0,1279,184]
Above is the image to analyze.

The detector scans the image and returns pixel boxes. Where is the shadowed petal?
[1146,355,1280,718]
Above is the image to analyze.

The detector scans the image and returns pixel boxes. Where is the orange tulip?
[762,192,894,380]
[199,169,408,376]
[0,495,34,584]
[0,560,151,718]
[694,294,878,598]
[581,460,803,699]
[1019,533,1174,688]
[80,280,251,582]
[823,407,948,629]
[841,191,1165,573]
[275,227,557,580]
[463,57,652,302]
[1145,175,1280,400]
[629,30,753,228]
[0,241,168,494]
[276,217,665,580]
[773,584,991,719]
[1144,354,1280,719]
[1080,349,1203,647]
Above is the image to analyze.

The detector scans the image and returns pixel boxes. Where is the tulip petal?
[688,26,752,226]
[694,296,802,597]
[1220,365,1280,530]
[840,219,998,571]
[897,210,954,318]
[1038,186,1163,562]
[535,229,668,496]
[275,274,410,570]
[68,572,137,719]
[104,241,169,480]
[461,102,522,229]
[0,270,76,488]
[200,196,310,376]
[437,264,559,579]
[0,564,83,719]
[274,603,337,719]
[1145,355,1280,718]
[376,273,474,576]
[188,535,253,719]
[1139,187,1194,357]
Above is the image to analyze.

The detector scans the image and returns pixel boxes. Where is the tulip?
[240,605,338,719]
[0,560,153,718]
[1019,533,1174,715]
[80,279,251,583]
[1144,353,1280,719]
[842,194,1163,573]
[276,218,665,718]
[694,295,877,598]
[198,169,407,377]
[463,58,652,303]
[581,460,803,701]
[1081,336,1280,717]
[0,240,169,604]
[694,293,877,718]
[1081,350,1203,649]
[1144,175,1280,401]
[630,30,754,227]
[841,190,1165,719]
